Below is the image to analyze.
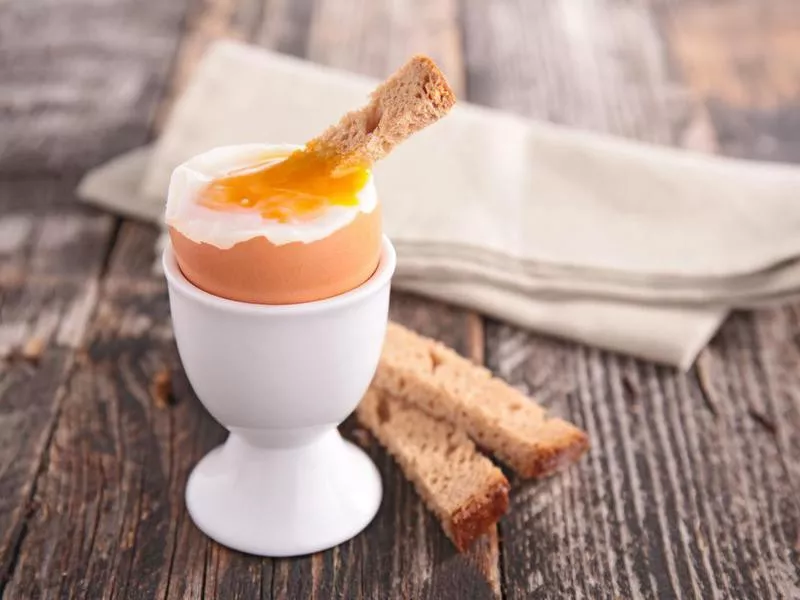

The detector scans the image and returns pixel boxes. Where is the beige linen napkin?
[79,40,800,369]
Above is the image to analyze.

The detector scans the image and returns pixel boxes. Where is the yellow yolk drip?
[197,148,369,222]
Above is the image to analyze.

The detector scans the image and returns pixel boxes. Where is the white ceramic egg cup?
[163,236,396,557]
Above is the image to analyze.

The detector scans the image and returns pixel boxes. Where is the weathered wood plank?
[462,0,692,143]
[0,350,72,592]
[307,0,464,93]
[2,283,232,598]
[0,267,105,360]
[462,0,800,598]
[665,0,800,162]
[693,312,800,596]
[0,1,194,576]
[0,184,116,595]
[106,222,163,283]
[255,0,316,58]
[0,55,174,600]
[485,318,800,599]
[0,0,191,175]
[0,0,196,596]
[0,178,106,281]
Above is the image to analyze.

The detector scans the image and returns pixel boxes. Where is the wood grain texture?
[666,1,800,111]
[665,0,800,162]
[3,281,240,599]
[462,0,692,144]
[463,0,800,598]
[0,179,117,595]
[0,0,192,595]
[0,350,72,592]
[0,4,189,574]
[0,0,191,175]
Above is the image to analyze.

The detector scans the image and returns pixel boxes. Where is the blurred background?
[3,0,799,175]
[1,1,799,599]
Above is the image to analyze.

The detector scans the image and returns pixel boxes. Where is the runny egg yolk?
[197,147,370,222]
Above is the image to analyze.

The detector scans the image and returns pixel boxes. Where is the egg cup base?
[185,429,382,557]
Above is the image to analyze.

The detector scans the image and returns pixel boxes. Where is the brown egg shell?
[169,206,382,305]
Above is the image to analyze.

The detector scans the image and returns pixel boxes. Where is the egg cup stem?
[185,429,381,557]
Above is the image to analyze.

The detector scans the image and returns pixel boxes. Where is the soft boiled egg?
[166,144,382,304]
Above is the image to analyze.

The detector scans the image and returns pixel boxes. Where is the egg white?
[165,143,378,249]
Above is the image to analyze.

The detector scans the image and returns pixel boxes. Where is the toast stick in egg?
[307,55,457,172]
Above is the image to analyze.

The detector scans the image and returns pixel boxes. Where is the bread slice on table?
[357,388,509,551]
[374,323,589,479]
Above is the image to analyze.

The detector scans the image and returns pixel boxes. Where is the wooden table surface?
[1,0,799,598]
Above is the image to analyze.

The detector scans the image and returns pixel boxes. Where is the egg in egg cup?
[162,52,454,557]
[163,236,395,557]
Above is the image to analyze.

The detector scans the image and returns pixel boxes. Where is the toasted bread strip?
[375,323,589,479]
[309,55,456,168]
[357,388,509,551]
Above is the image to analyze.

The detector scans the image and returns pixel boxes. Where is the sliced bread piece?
[356,388,509,551]
[375,322,589,479]
[310,55,456,169]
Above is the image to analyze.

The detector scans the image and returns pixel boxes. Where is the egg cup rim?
[163,234,395,314]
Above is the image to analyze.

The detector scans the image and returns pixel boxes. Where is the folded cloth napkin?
[78,40,800,369]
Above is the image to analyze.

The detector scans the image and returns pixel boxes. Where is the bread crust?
[357,389,509,551]
[310,55,456,168]
[449,474,510,551]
